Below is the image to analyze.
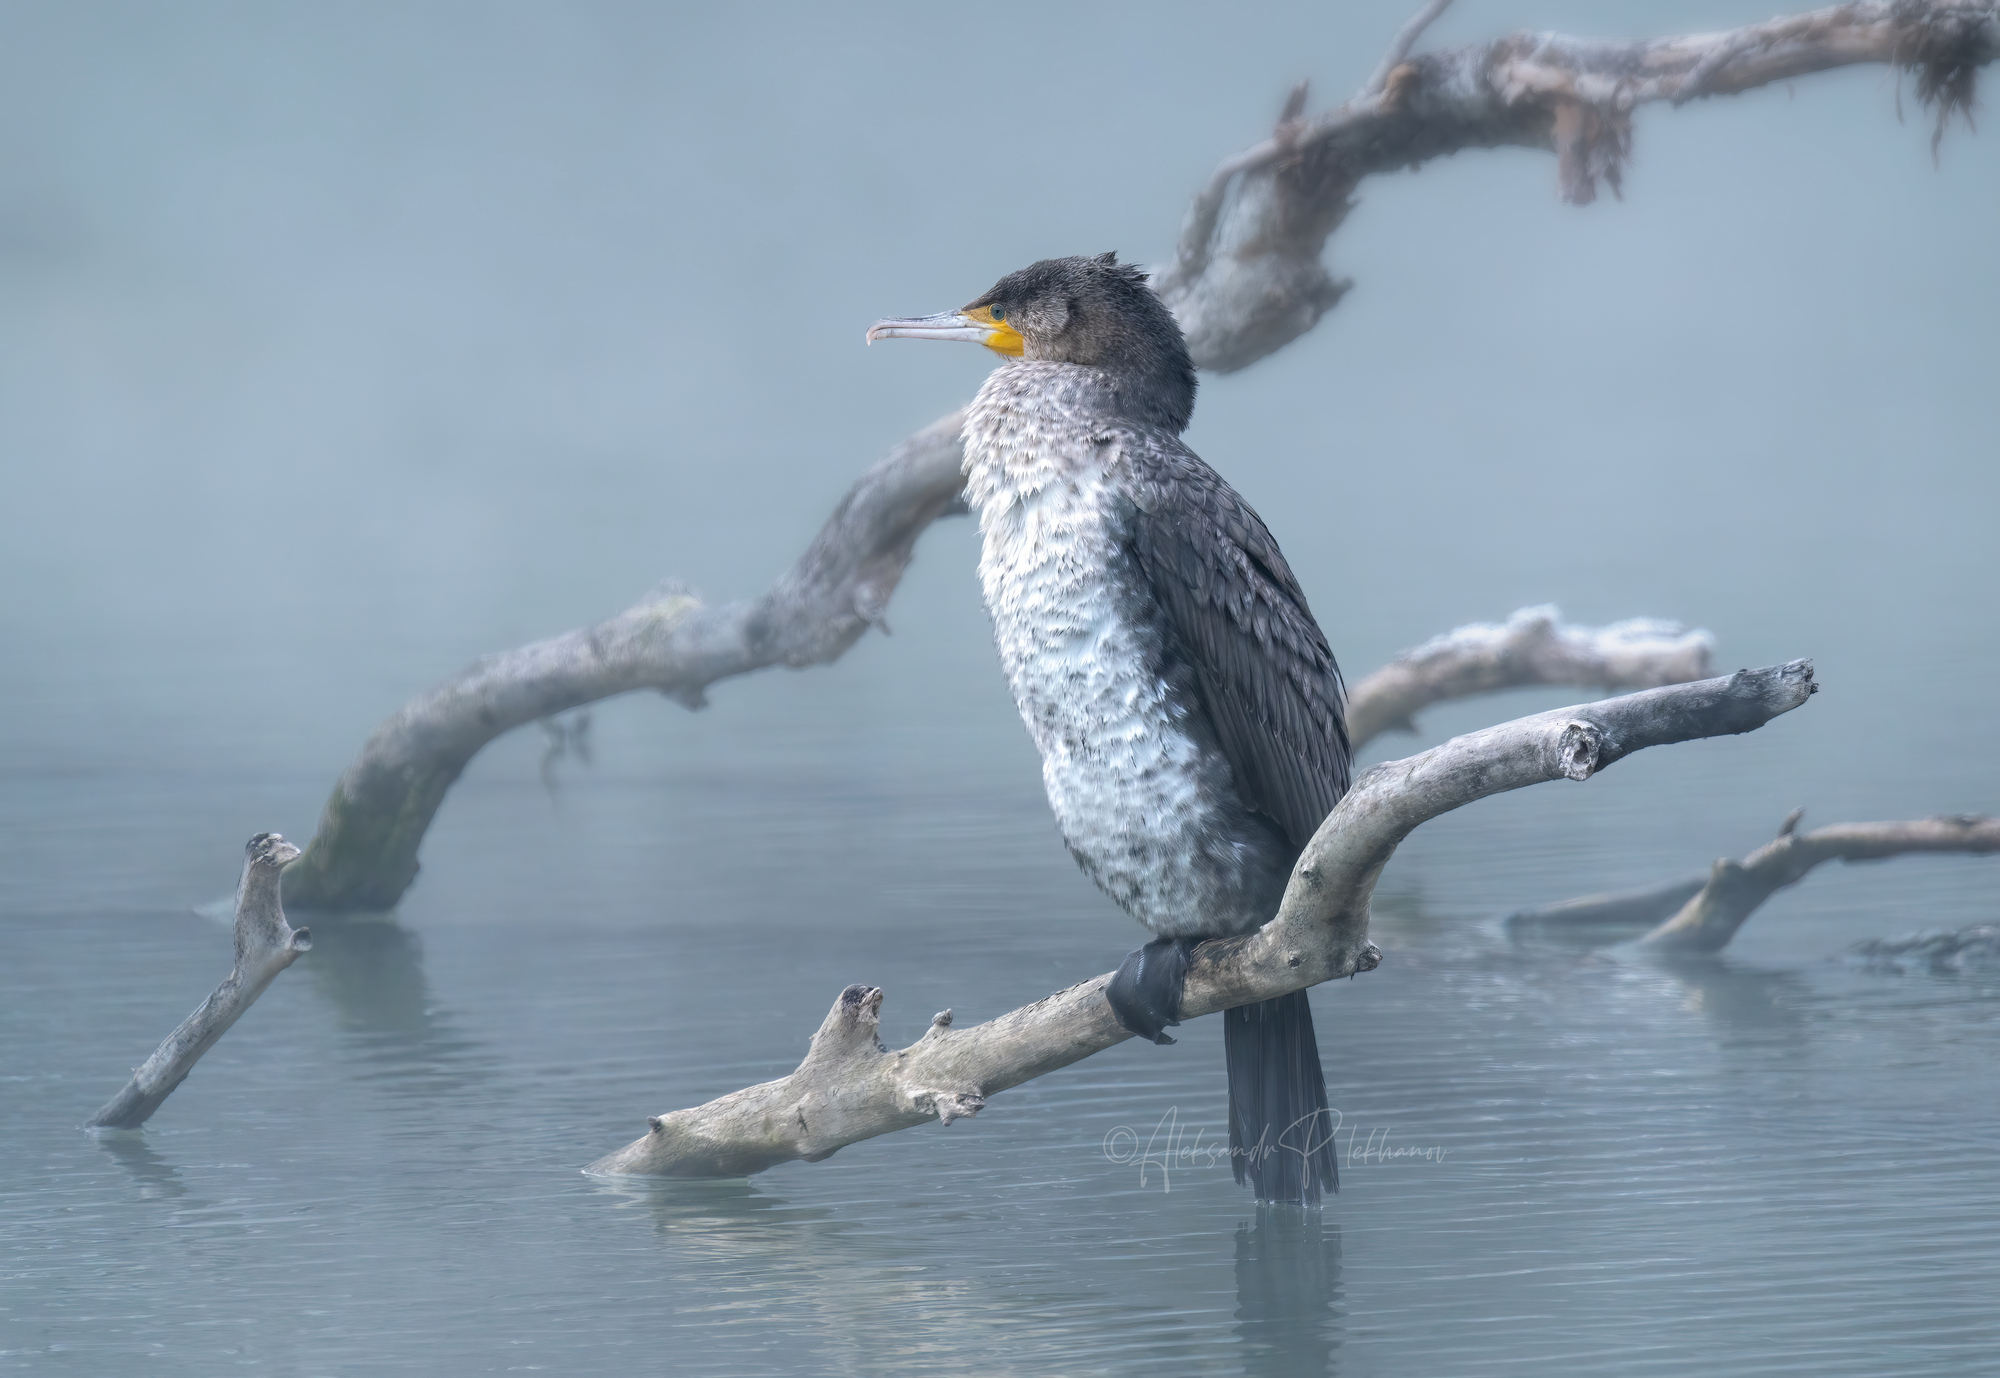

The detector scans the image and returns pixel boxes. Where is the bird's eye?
[990,305,1006,322]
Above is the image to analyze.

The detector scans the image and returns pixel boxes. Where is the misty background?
[4,0,1995,919]
[2,2,1996,1374]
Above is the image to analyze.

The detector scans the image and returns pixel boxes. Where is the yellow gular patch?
[966,305,1025,357]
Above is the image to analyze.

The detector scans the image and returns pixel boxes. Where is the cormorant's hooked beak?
[866,307,1024,357]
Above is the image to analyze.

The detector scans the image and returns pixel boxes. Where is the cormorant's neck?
[998,353,1195,436]
[1111,340,1197,435]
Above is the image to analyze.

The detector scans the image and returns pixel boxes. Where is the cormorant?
[869,254,1351,1204]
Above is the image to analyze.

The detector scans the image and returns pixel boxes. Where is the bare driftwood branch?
[1637,811,2000,953]
[1155,0,1998,371]
[287,0,1989,910]
[1345,605,1713,748]
[1502,875,1711,938]
[283,414,967,910]
[1506,811,2000,952]
[291,583,1713,908]
[88,834,312,1130]
[587,661,1817,1178]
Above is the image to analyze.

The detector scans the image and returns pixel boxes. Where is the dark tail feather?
[1225,989,1338,1204]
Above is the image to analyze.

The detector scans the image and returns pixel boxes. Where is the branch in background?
[1345,606,1713,748]
[1505,811,2000,952]
[1850,923,2000,971]
[1154,0,1999,371]
[285,0,1992,910]
[289,592,1716,909]
[88,835,312,1130]
[1639,811,2000,952]
[1501,875,1711,939]
[1360,0,1458,97]
[587,661,1817,1178]
[282,414,966,910]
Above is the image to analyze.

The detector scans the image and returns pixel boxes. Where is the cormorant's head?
[868,253,1196,432]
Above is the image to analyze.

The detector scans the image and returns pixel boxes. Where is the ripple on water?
[4,779,1999,1377]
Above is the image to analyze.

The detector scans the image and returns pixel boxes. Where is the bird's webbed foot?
[1107,936,1200,1045]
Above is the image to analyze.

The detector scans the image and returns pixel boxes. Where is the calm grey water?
[4,2,1998,1374]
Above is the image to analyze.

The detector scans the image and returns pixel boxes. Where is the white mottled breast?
[963,362,1271,938]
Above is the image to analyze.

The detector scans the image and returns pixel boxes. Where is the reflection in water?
[1492,881,1818,1043]
[1646,954,1812,1045]
[294,912,493,1097]
[1235,1208,1343,1378]
[591,1175,1024,1371]
[594,1173,836,1238]
[588,1175,1314,1371]
[538,709,595,798]
[94,1130,189,1202]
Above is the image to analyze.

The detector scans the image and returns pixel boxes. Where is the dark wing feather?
[1117,430,1350,854]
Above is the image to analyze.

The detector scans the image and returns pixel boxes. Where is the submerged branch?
[88,834,312,1130]
[1637,811,2000,953]
[1502,876,1711,939]
[586,661,1817,1178]
[1505,811,2000,952]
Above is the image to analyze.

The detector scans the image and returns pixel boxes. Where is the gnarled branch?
[1345,605,1713,747]
[1639,811,2000,952]
[289,580,1715,909]
[283,414,967,910]
[586,661,1817,1178]
[88,834,312,1130]
[1156,0,1997,371]
[1505,810,2000,952]
[288,0,1989,910]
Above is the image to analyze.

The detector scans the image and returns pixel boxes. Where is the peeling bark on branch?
[586,661,1816,1178]
[88,834,312,1130]
[1344,606,1713,748]
[1154,0,1999,370]
[1506,811,2000,952]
